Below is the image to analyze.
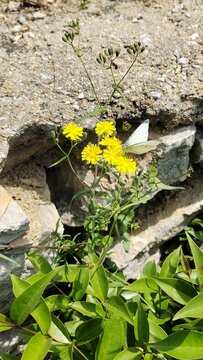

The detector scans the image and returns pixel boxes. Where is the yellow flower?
[99,135,122,149]
[63,123,83,141]
[103,147,124,166]
[115,156,136,174]
[81,144,102,165]
[95,121,116,137]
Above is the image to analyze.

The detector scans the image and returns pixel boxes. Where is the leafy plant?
[0,234,203,359]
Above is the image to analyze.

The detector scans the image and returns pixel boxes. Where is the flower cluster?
[63,121,136,175]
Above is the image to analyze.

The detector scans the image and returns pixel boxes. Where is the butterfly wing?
[124,119,149,148]
[125,140,161,154]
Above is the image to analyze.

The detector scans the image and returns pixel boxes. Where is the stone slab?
[109,169,203,280]
[0,185,30,244]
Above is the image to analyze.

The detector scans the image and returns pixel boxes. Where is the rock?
[157,125,196,182]
[109,170,203,280]
[7,1,19,11]
[0,161,64,313]
[149,91,162,100]
[0,186,30,244]
[0,250,24,314]
[78,92,85,99]
[31,11,46,20]
[190,126,203,167]
[178,57,189,65]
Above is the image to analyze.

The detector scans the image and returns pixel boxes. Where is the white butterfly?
[123,119,161,155]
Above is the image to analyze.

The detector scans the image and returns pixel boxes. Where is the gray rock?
[149,91,162,100]
[190,127,203,167]
[0,186,30,244]
[178,57,189,65]
[157,125,196,182]
[110,171,203,280]
[31,11,46,20]
[7,1,19,11]
[0,162,64,313]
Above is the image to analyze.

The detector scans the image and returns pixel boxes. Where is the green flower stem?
[73,344,89,360]
[51,281,67,296]
[105,53,140,106]
[0,319,36,335]
[56,142,90,190]
[71,44,101,107]
[110,62,117,87]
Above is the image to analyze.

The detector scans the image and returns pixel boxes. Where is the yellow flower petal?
[63,123,83,141]
[115,156,136,174]
[95,121,116,137]
[103,147,124,166]
[81,144,102,165]
[100,135,122,149]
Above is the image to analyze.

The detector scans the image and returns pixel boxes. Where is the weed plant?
[0,20,202,360]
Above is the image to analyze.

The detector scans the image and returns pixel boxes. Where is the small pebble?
[149,91,162,99]
[78,92,85,99]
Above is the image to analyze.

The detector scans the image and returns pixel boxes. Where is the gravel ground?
[0,0,202,170]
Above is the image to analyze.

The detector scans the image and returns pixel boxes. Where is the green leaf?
[76,318,108,345]
[20,324,39,344]
[125,278,159,294]
[155,178,184,191]
[143,355,153,360]
[141,261,157,277]
[69,301,106,318]
[0,314,12,332]
[160,246,181,278]
[151,276,197,305]
[10,274,29,297]
[95,317,124,360]
[190,217,203,228]
[21,332,52,360]
[31,297,51,334]
[70,189,91,206]
[10,268,60,325]
[134,299,149,348]
[173,292,203,320]
[76,106,108,124]
[113,347,142,360]
[172,319,203,331]
[48,315,71,344]
[51,344,73,360]
[49,155,67,168]
[45,295,70,311]
[72,267,90,301]
[148,310,172,325]
[186,232,203,289]
[0,253,19,265]
[176,270,198,285]
[27,273,46,284]
[53,265,80,282]
[89,253,109,301]
[104,296,133,325]
[148,319,167,343]
[65,320,83,337]
[0,352,20,360]
[149,330,203,359]
[10,275,51,334]
[27,251,52,273]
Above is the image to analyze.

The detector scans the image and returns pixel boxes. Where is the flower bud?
[51,130,56,140]
[62,36,68,43]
